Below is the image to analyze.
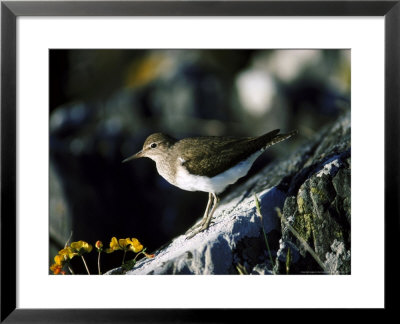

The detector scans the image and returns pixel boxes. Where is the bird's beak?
[122,150,144,163]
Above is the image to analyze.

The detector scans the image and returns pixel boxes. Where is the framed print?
[1,0,399,321]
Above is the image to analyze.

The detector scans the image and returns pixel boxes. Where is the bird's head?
[123,133,176,163]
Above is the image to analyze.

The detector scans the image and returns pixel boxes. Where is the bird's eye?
[150,143,157,149]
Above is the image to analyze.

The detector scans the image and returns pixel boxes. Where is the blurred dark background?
[49,49,350,273]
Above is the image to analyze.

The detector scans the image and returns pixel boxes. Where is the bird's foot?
[185,220,212,239]
[185,220,205,234]
[185,226,204,239]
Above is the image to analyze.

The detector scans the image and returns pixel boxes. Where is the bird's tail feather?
[261,129,298,150]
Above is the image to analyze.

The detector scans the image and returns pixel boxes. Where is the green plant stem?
[64,231,73,248]
[98,252,102,275]
[262,229,274,268]
[132,250,145,262]
[122,250,127,265]
[81,255,91,275]
[236,263,248,275]
[286,247,291,274]
[126,250,146,266]
[254,194,275,273]
[67,264,75,275]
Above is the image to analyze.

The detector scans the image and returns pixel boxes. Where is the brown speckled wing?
[177,129,294,178]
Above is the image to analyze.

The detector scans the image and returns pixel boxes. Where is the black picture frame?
[1,0,398,321]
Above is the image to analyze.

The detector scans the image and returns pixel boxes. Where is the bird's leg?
[201,193,219,230]
[200,192,214,227]
[186,193,219,239]
[185,192,213,233]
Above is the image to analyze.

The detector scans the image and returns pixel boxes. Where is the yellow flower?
[59,247,77,260]
[50,263,63,275]
[70,240,93,254]
[54,254,65,266]
[119,238,132,250]
[128,238,143,253]
[105,237,144,253]
[106,237,121,253]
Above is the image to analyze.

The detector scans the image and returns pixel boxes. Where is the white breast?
[174,151,262,194]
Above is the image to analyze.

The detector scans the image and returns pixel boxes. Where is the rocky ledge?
[107,111,351,275]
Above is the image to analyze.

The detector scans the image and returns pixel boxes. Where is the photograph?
[49,49,351,275]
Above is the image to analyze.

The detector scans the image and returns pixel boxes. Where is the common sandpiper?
[123,129,297,238]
